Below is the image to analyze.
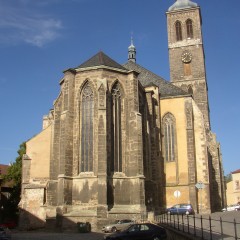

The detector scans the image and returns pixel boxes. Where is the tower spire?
[128,33,136,63]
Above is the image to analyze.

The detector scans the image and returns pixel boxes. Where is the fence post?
[234,219,237,240]
[177,214,179,230]
[194,214,196,237]
[209,215,212,240]
[182,214,184,232]
[220,217,223,240]
[201,215,204,239]
[173,214,175,229]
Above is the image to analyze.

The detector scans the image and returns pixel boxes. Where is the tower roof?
[128,36,136,50]
[77,51,127,71]
[168,0,198,12]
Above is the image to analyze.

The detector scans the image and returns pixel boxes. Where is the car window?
[173,204,180,208]
[181,204,189,208]
[129,225,140,232]
[140,224,150,231]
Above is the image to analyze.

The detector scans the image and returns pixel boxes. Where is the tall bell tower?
[166,0,210,129]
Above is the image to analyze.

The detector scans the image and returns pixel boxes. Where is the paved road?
[12,231,105,240]
[10,211,240,240]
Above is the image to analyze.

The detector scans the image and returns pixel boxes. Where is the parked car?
[0,226,11,240]
[102,219,134,233]
[104,223,167,240]
[0,220,17,229]
[167,203,194,215]
[222,204,240,212]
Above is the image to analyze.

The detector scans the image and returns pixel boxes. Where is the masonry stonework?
[19,0,225,230]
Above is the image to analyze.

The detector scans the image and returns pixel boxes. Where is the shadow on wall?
[208,150,222,212]
[18,208,45,230]
[18,207,99,232]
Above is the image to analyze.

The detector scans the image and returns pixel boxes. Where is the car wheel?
[153,236,160,240]
[112,227,117,232]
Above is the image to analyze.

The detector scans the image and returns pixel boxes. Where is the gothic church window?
[163,113,177,162]
[175,21,183,41]
[111,82,122,172]
[186,19,193,39]
[80,82,94,172]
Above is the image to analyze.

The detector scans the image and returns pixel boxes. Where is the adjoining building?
[226,169,240,205]
[19,0,226,230]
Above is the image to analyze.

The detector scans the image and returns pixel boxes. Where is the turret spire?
[128,34,136,63]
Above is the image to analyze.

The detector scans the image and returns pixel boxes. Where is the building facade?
[19,0,226,230]
[226,170,240,205]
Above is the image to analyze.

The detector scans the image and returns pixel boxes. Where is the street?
[11,211,240,240]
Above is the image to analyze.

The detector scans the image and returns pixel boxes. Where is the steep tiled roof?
[232,169,240,174]
[77,51,127,71]
[123,61,187,98]
[0,164,9,176]
[0,164,12,188]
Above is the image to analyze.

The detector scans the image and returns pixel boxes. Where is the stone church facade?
[19,0,226,230]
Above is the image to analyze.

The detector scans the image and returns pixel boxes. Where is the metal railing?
[155,214,240,240]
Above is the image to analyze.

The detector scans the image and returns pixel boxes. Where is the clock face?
[181,51,192,63]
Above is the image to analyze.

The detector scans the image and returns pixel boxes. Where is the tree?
[224,173,232,184]
[2,142,26,221]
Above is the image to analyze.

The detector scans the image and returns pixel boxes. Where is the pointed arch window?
[111,82,122,172]
[175,21,183,41]
[186,19,193,39]
[163,113,177,162]
[80,82,94,172]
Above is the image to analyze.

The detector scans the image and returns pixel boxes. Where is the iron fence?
[155,213,240,240]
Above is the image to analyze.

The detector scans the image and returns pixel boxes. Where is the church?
[19,0,226,230]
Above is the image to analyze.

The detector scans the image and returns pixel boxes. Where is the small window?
[186,19,193,39]
[175,21,183,41]
[235,180,240,190]
[184,63,192,76]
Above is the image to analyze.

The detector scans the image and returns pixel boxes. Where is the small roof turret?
[128,36,136,63]
[168,0,198,12]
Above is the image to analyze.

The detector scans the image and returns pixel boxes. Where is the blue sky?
[0,0,239,175]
